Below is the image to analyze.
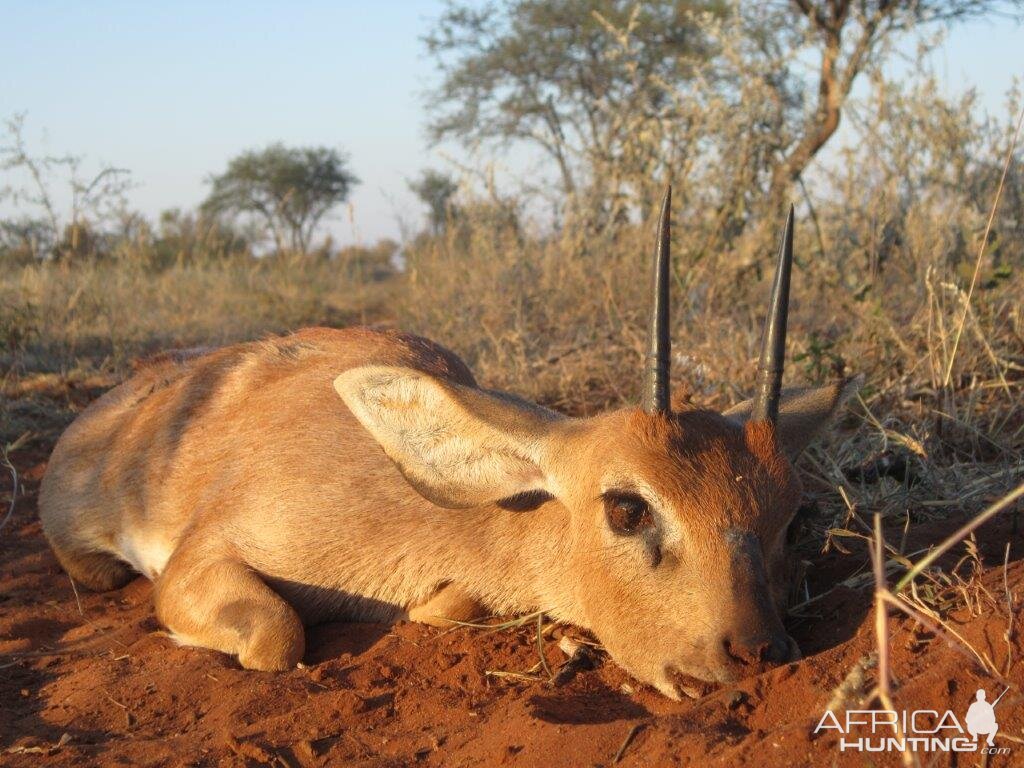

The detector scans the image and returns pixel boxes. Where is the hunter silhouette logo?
[815,687,1011,755]
[965,688,1006,747]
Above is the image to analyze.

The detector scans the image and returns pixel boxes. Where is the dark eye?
[602,492,654,536]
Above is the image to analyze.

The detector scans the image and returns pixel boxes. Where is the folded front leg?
[407,582,485,627]
[154,545,304,671]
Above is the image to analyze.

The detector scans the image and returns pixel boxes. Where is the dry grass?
[0,254,397,444]
[862,481,1024,767]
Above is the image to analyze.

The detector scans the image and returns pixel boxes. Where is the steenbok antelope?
[40,190,860,698]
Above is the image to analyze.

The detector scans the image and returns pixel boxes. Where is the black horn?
[641,186,672,414]
[750,205,795,423]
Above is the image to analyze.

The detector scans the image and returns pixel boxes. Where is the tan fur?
[39,326,858,696]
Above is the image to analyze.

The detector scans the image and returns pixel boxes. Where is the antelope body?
[39,195,859,698]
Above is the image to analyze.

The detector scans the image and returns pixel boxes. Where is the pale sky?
[2,1,1021,246]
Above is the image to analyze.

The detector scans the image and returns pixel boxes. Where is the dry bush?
[399,76,1024,544]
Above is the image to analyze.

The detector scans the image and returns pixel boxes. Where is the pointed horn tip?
[656,187,671,245]
[780,205,794,258]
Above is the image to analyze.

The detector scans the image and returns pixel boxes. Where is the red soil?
[2,445,1021,767]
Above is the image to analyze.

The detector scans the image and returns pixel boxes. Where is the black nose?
[722,633,794,667]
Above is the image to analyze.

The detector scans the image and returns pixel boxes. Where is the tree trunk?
[767,28,843,214]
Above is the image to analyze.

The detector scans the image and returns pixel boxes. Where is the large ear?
[334,366,564,508]
[723,375,863,459]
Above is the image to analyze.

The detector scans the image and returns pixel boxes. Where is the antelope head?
[335,190,860,698]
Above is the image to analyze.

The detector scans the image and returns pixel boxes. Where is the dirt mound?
[2,446,1021,767]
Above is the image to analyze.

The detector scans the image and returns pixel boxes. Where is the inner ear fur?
[723,375,863,459]
[333,366,565,509]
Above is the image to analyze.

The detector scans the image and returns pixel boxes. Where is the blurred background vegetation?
[2,0,1023,534]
